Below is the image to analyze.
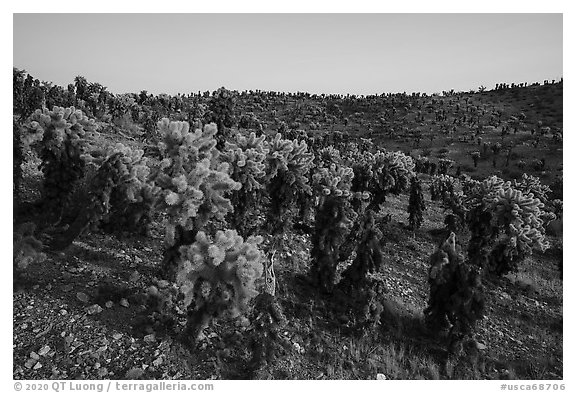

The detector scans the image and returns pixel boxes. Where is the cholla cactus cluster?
[430,174,458,202]
[466,175,550,275]
[265,133,314,186]
[424,233,485,351]
[264,133,314,233]
[222,132,269,234]
[374,150,415,195]
[99,143,160,234]
[49,149,154,250]
[23,106,97,147]
[176,229,264,341]
[153,119,241,245]
[223,132,268,193]
[437,158,454,175]
[350,150,415,208]
[310,162,364,293]
[312,163,359,201]
[23,106,98,220]
[485,185,550,274]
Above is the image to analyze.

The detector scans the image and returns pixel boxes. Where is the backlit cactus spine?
[176,229,264,342]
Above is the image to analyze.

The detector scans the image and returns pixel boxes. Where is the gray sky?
[13,13,562,95]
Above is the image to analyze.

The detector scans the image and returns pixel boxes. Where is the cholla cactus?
[470,151,481,168]
[370,150,415,207]
[222,132,268,235]
[99,143,160,235]
[309,162,367,293]
[23,106,98,221]
[49,147,160,250]
[153,119,241,245]
[437,158,454,175]
[512,173,551,203]
[408,176,426,230]
[430,174,458,202]
[486,186,549,275]
[176,229,264,342]
[466,176,550,275]
[264,133,314,234]
[208,87,236,148]
[424,233,485,353]
[351,150,415,210]
[316,145,342,166]
[414,155,430,173]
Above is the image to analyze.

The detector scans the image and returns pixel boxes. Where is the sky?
[13,13,562,96]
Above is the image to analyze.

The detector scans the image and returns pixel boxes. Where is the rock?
[144,334,156,343]
[24,359,37,369]
[120,299,130,308]
[129,271,141,282]
[30,351,40,360]
[105,301,114,309]
[476,342,487,350]
[33,362,43,370]
[112,333,123,341]
[98,368,108,378]
[377,373,387,380]
[157,280,170,289]
[236,316,250,328]
[60,309,68,316]
[125,368,144,379]
[152,357,164,367]
[77,292,89,303]
[21,323,28,330]
[86,304,103,315]
[38,345,51,356]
